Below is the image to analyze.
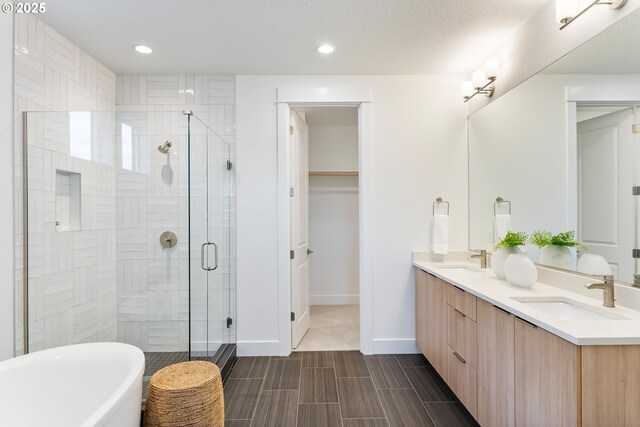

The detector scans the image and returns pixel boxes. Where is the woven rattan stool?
[144,361,224,427]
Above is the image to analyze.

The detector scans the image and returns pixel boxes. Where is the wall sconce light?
[461,59,499,103]
[557,0,628,30]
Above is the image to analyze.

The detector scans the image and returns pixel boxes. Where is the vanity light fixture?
[461,59,500,102]
[134,45,153,54]
[557,0,628,30]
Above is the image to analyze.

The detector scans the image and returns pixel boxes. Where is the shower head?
[158,140,172,154]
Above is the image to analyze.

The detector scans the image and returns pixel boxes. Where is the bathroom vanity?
[414,255,640,427]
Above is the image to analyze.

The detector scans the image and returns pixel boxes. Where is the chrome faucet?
[471,249,488,269]
[586,275,615,308]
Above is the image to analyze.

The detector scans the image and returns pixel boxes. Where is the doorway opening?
[289,106,360,351]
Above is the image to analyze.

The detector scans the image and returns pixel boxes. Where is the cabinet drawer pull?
[453,351,466,364]
[454,308,466,318]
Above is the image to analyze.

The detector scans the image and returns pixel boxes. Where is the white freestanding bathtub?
[0,342,145,427]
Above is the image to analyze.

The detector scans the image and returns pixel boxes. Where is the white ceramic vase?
[539,245,573,270]
[491,246,522,280]
[504,253,538,288]
[577,253,613,276]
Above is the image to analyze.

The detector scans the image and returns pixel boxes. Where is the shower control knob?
[160,231,177,249]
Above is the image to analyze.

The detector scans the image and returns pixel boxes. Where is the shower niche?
[55,170,81,232]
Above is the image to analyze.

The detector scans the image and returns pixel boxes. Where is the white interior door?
[290,110,310,348]
[577,108,635,282]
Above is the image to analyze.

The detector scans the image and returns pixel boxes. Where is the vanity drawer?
[447,305,477,369]
[447,284,477,320]
[447,344,478,418]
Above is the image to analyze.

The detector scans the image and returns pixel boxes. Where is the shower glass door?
[188,113,232,360]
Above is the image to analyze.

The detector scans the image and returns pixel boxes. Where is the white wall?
[308,124,359,305]
[468,0,640,114]
[236,75,468,355]
[0,6,15,361]
[309,125,358,171]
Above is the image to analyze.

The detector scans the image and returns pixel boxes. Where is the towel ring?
[494,197,511,215]
[433,197,450,216]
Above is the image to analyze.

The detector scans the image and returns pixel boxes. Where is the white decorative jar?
[504,253,538,288]
[491,246,522,280]
[539,245,573,270]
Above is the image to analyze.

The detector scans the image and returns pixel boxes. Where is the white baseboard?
[237,340,282,356]
[373,338,419,354]
[237,338,418,356]
[310,295,359,305]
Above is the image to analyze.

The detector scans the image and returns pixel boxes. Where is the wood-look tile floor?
[224,351,478,427]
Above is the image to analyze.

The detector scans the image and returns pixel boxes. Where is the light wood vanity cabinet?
[447,284,477,321]
[446,343,478,417]
[415,268,428,355]
[415,266,640,426]
[476,299,515,427]
[581,346,640,427]
[447,305,477,368]
[446,294,478,417]
[415,269,447,374]
[514,317,581,427]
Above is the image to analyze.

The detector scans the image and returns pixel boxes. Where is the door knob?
[307,249,314,255]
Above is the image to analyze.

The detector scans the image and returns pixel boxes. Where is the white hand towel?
[431,214,449,255]
[494,214,512,243]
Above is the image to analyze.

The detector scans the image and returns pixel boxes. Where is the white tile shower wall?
[13,14,117,354]
[115,74,235,352]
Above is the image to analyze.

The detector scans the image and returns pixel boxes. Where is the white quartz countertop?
[414,259,640,345]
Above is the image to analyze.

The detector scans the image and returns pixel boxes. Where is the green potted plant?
[529,230,587,270]
[492,231,528,280]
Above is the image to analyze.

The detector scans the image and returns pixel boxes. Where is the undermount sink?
[436,265,480,273]
[511,296,630,321]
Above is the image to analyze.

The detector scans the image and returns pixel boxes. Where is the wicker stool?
[144,361,224,427]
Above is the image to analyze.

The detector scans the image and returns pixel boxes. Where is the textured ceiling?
[543,8,640,74]
[37,0,548,75]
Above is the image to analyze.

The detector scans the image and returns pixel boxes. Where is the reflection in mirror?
[469,9,640,284]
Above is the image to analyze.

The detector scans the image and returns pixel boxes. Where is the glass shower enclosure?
[22,109,235,399]
[187,111,235,361]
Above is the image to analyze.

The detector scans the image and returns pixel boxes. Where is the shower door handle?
[211,242,218,271]
[201,243,209,271]
[201,242,219,271]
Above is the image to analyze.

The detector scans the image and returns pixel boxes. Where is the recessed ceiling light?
[134,45,153,54]
[317,44,335,54]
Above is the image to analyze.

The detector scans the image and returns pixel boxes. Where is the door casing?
[275,85,372,355]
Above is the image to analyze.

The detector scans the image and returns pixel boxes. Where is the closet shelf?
[309,171,358,177]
